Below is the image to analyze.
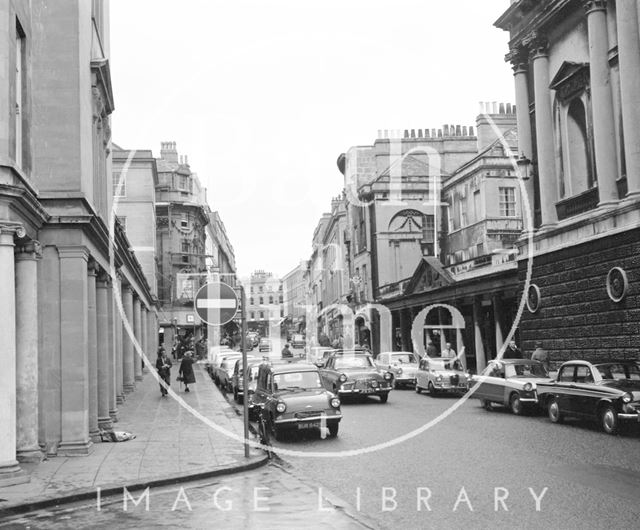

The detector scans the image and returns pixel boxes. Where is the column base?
[135,375,143,381]
[0,461,29,486]
[123,383,135,393]
[58,440,94,456]
[597,199,619,209]
[109,409,119,423]
[98,417,113,432]
[89,430,102,443]
[17,447,44,463]
[116,393,125,404]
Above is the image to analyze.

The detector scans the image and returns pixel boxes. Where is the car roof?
[268,362,319,374]
[382,351,416,356]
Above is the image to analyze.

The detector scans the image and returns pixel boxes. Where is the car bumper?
[432,384,468,392]
[394,377,416,385]
[618,412,640,421]
[275,413,342,430]
[338,388,391,396]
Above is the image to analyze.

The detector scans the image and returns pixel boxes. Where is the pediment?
[550,61,589,102]
[404,256,454,295]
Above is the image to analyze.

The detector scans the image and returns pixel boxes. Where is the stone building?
[282,261,308,336]
[155,142,210,346]
[1,0,156,485]
[243,270,284,339]
[495,0,640,363]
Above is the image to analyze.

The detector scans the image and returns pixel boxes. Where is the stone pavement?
[0,363,266,515]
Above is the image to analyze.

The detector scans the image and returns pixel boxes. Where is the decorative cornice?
[57,246,90,262]
[523,31,549,59]
[505,46,529,71]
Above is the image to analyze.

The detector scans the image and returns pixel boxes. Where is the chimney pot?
[418,129,423,138]
[499,103,505,114]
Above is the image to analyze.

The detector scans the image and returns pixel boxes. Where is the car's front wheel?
[600,405,619,435]
[548,397,563,424]
[415,384,422,394]
[328,423,339,437]
[510,393,524,415]
[379,393,389,404]
[428,382,437,396]
[480,399,493,411]
[270,417,284,442]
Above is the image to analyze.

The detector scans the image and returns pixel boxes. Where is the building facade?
[282,261,307,337]
[496,0,640,364]
[1,0,157,485]
[243,270,284,338]
[155,142,210,346]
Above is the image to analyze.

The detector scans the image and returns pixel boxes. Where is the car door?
[376,353,388,371]
[572,365,597,418]
[318,357,334,390]
[553,365,576,414]
[416,358,428,388]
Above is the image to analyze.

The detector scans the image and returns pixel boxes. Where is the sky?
[109,0,515,279]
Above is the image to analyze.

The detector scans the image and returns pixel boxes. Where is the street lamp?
[516,153,532,181]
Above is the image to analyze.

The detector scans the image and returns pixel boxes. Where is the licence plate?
[361,388,375,394]
[297,422,320,429]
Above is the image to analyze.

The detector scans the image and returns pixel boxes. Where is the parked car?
[319,351,393,403]
[469,359,551,414]
[216,356,257,392]
[415,357,469,396]
[307,347,334,367]
[376,351,420,388]
[258,338,272,353]
[536,360,640,434]
[253,361,342,441]
[210,352,242,385]
[291,334,306,349]
[232,358,264,413]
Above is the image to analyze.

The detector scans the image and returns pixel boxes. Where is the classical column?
[57,246,93,455]
[106,279,118,421]
[0,229,28,485]
[114,274,125,403]
[526,33,558,227]
[96,273,112,431]
[472,298,486,373]
[141,305,148,371]
[585,0,619,205]
[616,0,640,196]
[148,310,157,359]
[133,296,143,381]
[492,295,504,355]
[87,263,99,442]
[122,285,135,393]
[507,46,536,230]
[15,240,44,462]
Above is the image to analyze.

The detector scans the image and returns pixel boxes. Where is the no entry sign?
[194,282,239,326]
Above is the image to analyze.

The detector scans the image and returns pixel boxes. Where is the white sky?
[110,0,514,279]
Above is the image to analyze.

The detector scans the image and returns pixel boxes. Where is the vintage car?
[375,351,419,388]
[319,351,393,403]
[205,346,235,375]
[291,334,306,349]
[253,362,342,441]
[415,357,469,396]
[258,338,272,353]
[216,355,257,392]
[231,358,265,417]
[469,359,551,414]
[536,360,640,434]
[308,347,335,368]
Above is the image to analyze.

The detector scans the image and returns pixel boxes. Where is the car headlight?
[622,392,633,404]
[436,375,443,382]
[384,372,392,380]
[330,397,340,408]
[523,382,533,392]
[370,380,379,388]
[396,367,403,375]
[276,402,286,413]
[339,373,347,382]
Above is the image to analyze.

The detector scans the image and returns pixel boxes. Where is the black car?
[253,361,342,441]
[536,360,640,434]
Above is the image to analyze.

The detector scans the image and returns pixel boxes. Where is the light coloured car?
[376,351,419,388]
[415,357,469,396]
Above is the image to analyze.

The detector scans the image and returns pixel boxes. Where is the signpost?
[194,281,250,458]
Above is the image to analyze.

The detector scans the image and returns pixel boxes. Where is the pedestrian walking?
[178,351,196,392]
[531,341,549,371]
[504,339,523,359]
[156,349,172,397]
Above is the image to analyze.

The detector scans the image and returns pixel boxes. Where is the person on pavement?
[281,344,293,358]
[425,339,439,358]
[531,340,549,371]
[504,340,523,359]
[179,351,196,392]
[156,348,172,397]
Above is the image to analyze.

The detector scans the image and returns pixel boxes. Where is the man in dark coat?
[504,340,523,359]
[156,349,172,397]
[179,351,196,392]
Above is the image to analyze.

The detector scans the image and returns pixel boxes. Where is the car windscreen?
[595,363,640,381]
[273,371,322,390]
[505,363,549,378]
[429,360,462,371]
[390,354,417,364]
[334,356,374,369]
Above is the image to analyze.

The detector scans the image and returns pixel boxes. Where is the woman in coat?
[179,351,196,392]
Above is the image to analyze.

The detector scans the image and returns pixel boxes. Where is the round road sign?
[194,282,239,326]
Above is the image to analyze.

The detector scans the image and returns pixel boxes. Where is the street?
[264,384,640,529]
